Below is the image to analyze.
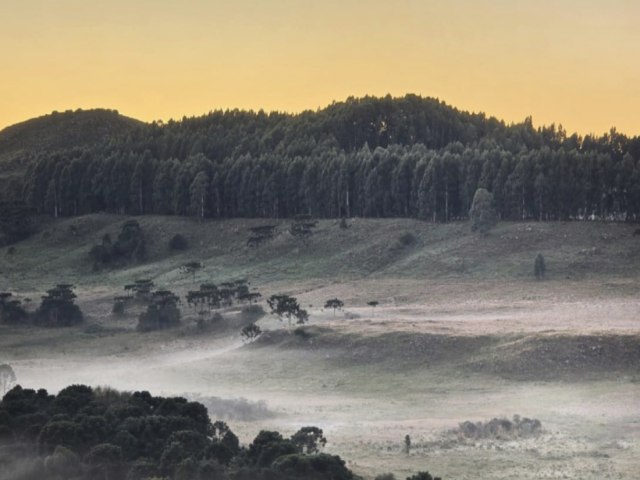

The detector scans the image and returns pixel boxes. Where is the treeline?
[16,95,640,222]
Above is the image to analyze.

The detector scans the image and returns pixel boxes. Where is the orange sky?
[1,0,638,135]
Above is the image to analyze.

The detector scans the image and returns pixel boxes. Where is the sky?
[1,0,638,135]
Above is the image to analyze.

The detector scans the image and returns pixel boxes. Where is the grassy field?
[1,214,639,479]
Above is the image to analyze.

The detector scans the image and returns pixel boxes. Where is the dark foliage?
[398,232,417,246]
[291,426,327,454]
[169,233,189,251]
[0,384,385,480]
[241,323,262,343]
[0,292,28,324]
[10,96,640,225]
[34,284,83,327]
[324,298,344,316]
[267,294,309,327]
[0,201,34,246]
[406,473,441,480]
[89,221,146,269]
[137,290,181,331]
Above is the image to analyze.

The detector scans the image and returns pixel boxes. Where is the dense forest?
[0,383,439,480]
[6,95,640,222]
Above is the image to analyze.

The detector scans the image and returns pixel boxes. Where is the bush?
[293,327,312,340]
[398,232,417,246]
[406,473,441,480]
[112,300,126,316]
[169,234,189,251]
[240,304,266,322]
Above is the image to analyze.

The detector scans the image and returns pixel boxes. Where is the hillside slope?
[1,215,638,294]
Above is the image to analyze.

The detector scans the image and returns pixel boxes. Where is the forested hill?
[4,94,640,222]
[0,109,143,199]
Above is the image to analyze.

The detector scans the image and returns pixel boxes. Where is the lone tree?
[534,253,546,280]
[469,188,498,234]
[181,261,203,283]
[241,323,262,343]
[324,298,344,317]
[267,294,309,328]
[0,363,16,395]
[367,300,379,314]
[34,284,83,327]
[403,434,411,454]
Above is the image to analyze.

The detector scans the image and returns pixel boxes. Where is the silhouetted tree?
[34,284,83,327]
[241,323,262,343]
[324,298,344,317]
[267,294,309,327]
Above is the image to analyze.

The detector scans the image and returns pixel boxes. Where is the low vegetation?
[452,415,542,441]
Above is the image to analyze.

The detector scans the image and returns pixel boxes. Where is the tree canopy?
[7,95,639,225]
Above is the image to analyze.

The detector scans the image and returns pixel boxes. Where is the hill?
[2,215,639,480]
[0,108,143,199]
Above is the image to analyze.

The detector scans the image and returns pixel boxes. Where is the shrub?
[293,327,312,340]
[112,300,126,316]
[406,473,441,480]
[169,234,189,251]
[240,304,266,322]
[375,475,397,480]
[398,232,417,246]
[241,323,262,343]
